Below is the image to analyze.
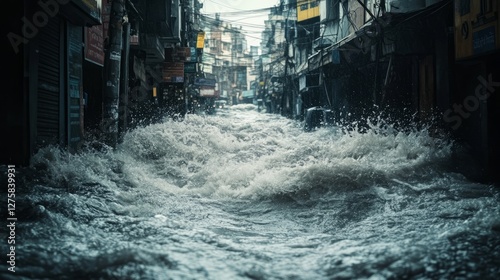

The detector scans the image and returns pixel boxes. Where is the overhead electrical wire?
[202,0,280,15]
[196,0,365,68]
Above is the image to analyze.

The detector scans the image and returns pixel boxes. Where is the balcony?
[313,37,333,51]
[141,34,165,64]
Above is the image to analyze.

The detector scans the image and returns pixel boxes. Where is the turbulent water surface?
[2,104,500,279]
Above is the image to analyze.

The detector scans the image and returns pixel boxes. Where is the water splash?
[29,105,458,200]
[5,105,499,280]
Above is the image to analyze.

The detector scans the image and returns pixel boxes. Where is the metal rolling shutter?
[37,16,61,147]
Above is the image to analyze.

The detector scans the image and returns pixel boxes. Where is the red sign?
[163,62,185,83]
[84,0,108,66]
[165,47,191,62]
[85,25,104,66]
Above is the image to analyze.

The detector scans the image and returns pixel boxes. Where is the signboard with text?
[190,47,197,61]
[184,62,197,73]
[84,0,107,66]
[454,0,500,60]
[196,32,205,49]
[163,62,185,83]
[200,86,218,97]
[297,0,319,22]
[85,25,104,66]
[165,47,191,62]
[194,78,216,87]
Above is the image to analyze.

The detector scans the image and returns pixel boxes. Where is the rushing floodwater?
[2,104,500,279]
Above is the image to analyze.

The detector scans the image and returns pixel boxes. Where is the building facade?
[271,0,499,182]
[3,0,102,165]
[2,0,205,165]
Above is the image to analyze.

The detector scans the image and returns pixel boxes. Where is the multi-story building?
[285,0,455,124]
[258,2,289,114]
[2,0,204,165]
[3,0,102,164]
[452,0,500,181]
[279,0,498,181]
[201,14,254,107]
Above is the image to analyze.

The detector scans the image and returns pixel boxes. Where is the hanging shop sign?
[200,86,218,97]
[194,78,216,87]
[190,47,197,61]
[196,32,205,49]
[163,62,184,83]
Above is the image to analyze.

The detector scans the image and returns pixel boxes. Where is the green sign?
[184,62,197,73]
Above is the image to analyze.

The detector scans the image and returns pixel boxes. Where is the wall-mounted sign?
[194,78,216,87]
[85,24,104,66]
[184,62,197,73]
[454,0,500,60]
[200,86,217,97]
[163,62,185,83]
[84,0,104,66]
[473,26,496,55]
[196,32,205,49]
[190,47,197,61]
[130,34,139,45]
[165,47,191,62]
[297,0,319,22]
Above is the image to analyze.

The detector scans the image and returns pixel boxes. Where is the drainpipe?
[103,0,126,148]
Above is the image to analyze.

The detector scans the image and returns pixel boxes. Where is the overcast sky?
[201,0,282,47]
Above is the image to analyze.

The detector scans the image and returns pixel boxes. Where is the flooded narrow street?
[2,105,499,279]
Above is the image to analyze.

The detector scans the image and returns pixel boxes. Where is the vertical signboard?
[85,25,104,66]
[85,0,105,65]
[190,47,197,61]
[68,23,84,151]
[196,32,205,49]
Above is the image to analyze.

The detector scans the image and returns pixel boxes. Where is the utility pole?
[282,18,290,118]
[103,0,126,148]
[119,19,130,142]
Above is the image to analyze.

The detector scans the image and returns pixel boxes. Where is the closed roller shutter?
[37,16,61,148]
